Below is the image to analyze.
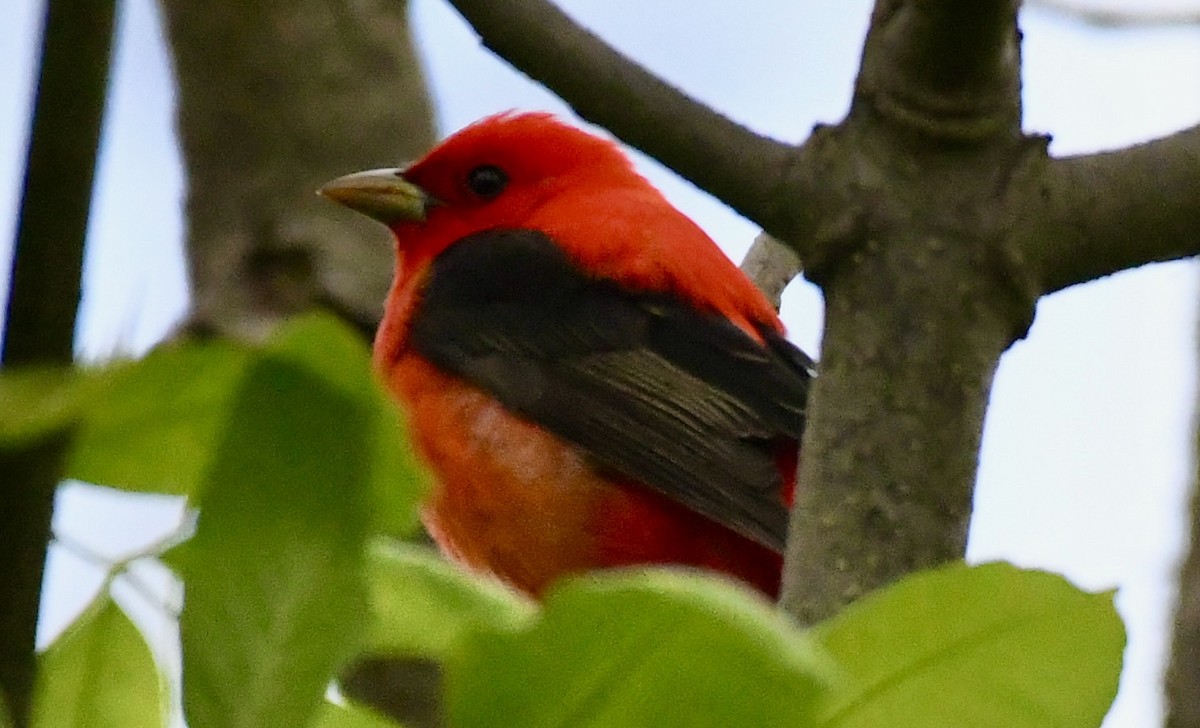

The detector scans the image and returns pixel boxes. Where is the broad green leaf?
[266,313,379,399]
[65,341,251,495]
[33,597,163,728]
[366,397,429,539]
[449,569,833,727]
[812,561,1125,728]
[0,690,11,728]
[18,313,427,537]
[365,540,534,659]
[311,701,404,728]
[179,356,372,728]
[264,312,428,537]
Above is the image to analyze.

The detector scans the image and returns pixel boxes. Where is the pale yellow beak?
[318,168,432,225]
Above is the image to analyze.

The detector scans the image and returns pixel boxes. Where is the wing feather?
[408,229,813,552]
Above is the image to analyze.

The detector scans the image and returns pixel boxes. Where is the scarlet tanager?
[320,113,813,598]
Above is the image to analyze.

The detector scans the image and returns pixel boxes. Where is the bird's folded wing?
[408,229,814,553]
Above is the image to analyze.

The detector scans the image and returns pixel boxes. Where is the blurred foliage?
[32,598,160,728]
[0,314,1125,727]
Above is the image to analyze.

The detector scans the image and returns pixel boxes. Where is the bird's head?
[320,112,642,264]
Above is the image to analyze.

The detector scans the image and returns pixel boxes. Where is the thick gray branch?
[776,0,1029,622]
[781,224,1012,620]
[1025,123,1200,295]
[445,0,795,233]
[161,0,434,342]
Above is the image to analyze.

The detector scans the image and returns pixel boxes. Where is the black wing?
[408,229,814,553]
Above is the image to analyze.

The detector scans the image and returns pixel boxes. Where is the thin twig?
[51,532,178,618]
[739,233,803,310]
[52,513,193,619]
[1028,0,1200,27]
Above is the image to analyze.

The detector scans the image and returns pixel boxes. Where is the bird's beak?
[318,168,433,225]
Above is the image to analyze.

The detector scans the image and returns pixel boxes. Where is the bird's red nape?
[320,112,813,599]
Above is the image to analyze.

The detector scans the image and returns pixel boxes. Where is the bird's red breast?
[392,356,785,596]
[321,112,813,598]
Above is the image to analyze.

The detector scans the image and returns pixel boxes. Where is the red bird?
[320,113,813,598]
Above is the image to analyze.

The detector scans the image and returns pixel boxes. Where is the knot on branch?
[989,134,1057,341]
[857,0,1022,143]
[770,125,876,288]
[776,120,1042,347]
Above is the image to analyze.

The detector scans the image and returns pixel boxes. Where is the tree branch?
[855,0,1021,139]
[0,0,115,723]
[0,432,72,726]
[1167,467,1200,727]
[778,218,1018,621]
[160,2,439,722]
[161,0,434,343]
[2,0,113,365]
[1024,123,1200,295]
[444,0,795,233]
[776,0,1029,622]
[1028,0,1200,28]
[739,233,802,310]
[340,657,444,728]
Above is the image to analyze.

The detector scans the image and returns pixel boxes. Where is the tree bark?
[1167,473,1200,727]
[1166,318,1200,726]
[159,0,435,342]
[1026,125,1200,295]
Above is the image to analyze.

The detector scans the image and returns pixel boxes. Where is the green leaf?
[179,355,372,728]
[812,561,1126,728]
[366,396,429,539]
[265,313,379,400]
[449,569,833,727]
[0,345,249,495]
[65,340,251,495]
[310,701,405,728]
[263,312,429,538]
[365,540,534,659]
[12,313,427,539]
[32,597,163,728]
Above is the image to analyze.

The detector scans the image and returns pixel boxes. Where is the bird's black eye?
[466,165,508,199]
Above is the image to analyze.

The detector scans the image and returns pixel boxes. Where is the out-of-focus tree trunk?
[159,0,435,342]
[157,1,437,723]
[1166,386,1200,726]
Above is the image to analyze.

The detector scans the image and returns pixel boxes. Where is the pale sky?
[2,1,1199,726]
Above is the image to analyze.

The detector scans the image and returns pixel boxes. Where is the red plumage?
[322,113,812,597]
